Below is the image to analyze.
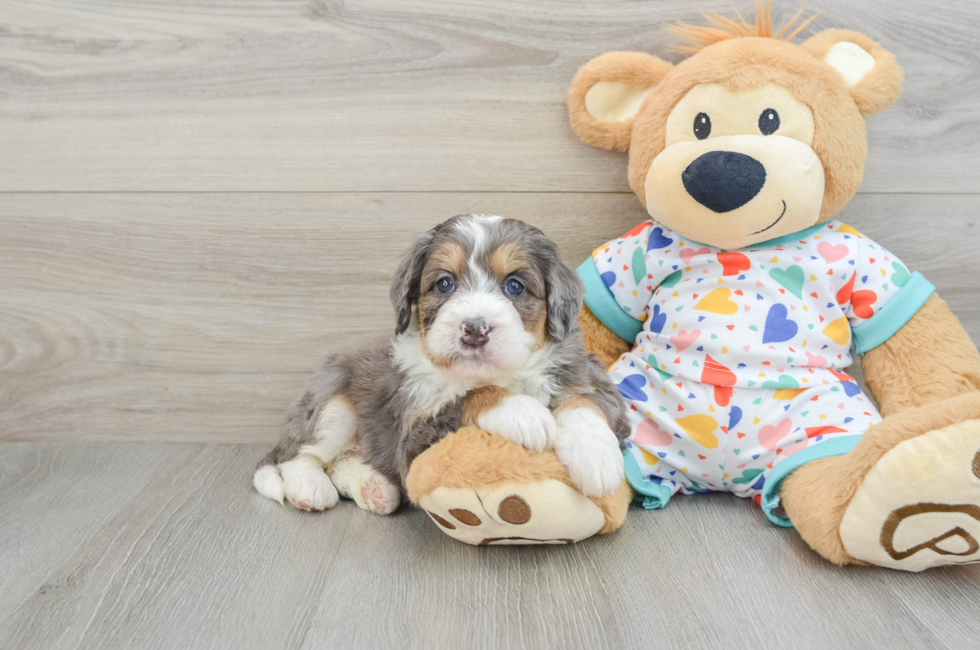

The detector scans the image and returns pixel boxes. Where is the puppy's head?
[391,214,582,378]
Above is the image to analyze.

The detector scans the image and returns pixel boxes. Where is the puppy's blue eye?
[436,277,455,294]
[504,278,525,297]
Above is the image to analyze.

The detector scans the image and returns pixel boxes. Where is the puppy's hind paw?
[282,467,339,512]
[361,471,401,515]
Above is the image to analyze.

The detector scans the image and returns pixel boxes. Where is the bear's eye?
[759,108,780,135]
[693,112,711,140]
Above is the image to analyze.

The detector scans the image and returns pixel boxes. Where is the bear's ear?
[568,52,673,151]
[803,29,903,116]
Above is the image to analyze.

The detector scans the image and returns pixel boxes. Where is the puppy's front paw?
[478,395,556,451]
[281,460,339,512]
[555,408,624,497]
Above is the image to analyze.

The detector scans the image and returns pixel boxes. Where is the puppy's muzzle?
[682,150,767,213]
[460,318,491,348]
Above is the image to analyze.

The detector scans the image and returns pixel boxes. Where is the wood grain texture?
[2,192,977,443]
[2,0,980,192]
[0,442,978,650]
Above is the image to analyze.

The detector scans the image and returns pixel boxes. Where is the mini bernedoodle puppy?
[254,214,629,515]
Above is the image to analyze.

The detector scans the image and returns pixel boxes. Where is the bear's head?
[568,5,903,250]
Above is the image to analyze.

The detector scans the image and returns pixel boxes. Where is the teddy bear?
[404,4,980,571]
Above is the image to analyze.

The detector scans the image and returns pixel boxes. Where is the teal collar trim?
[760,435,863,528]
[753,222,827,248]
[577,258,644,343]
[685,222,827,251]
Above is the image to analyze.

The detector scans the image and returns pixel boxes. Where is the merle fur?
[257,215,630,497]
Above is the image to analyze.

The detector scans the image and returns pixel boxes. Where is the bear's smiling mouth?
[750,199,787,235]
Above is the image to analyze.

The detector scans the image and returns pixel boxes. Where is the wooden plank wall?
[2,0,979,442]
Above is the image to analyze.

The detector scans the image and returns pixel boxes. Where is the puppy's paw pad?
[361,472,400,515]
[284,472,338,511]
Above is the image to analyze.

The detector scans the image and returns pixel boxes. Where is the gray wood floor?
[2,443,979,650]
[2,1,980,648]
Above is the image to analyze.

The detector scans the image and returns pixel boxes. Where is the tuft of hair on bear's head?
[668,1,819,54]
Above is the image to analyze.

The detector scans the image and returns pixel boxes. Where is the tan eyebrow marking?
[490,242,528,279]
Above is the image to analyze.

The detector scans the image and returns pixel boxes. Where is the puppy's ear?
[568,51,673,151]
[390,228,435,335]
[803,29,903,116]
[543,247,584,343]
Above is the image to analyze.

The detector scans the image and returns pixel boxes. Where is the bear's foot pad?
[419,479,606,546]
[840,418,980,571]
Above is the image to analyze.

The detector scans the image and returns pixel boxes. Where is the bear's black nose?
[682,151,766,213]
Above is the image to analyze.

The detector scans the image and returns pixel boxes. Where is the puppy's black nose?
[682,151,766,213]
[460,319,490,347]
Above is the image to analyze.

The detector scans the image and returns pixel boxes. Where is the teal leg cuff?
[623,447,674,511]
[760,435,863,528]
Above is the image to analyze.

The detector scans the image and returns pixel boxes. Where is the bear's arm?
[579,303,630,369]
[860,293,980,417]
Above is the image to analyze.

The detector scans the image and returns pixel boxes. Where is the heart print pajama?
[577,220,935,525]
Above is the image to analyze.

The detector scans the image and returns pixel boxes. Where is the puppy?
[253,214,630,514]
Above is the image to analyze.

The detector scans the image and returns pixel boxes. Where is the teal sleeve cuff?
[760,435,863,527]
[577,257,644,344]
[851,272,935,355]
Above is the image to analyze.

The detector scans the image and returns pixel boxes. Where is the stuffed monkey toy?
[406,4,980,571]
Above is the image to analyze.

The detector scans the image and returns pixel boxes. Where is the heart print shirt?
[577,220,935,390]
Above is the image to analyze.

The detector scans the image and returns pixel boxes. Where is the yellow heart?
[640,448,659,465]
[837,223,859,236]
[770,256,779,263]
[773,388,807,400]
[708,404,716,413]
[722,346,729,353]
[823,316,851,346]
[676,415,719,449]
[694,288,738,315]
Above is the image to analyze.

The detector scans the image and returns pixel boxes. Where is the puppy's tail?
[253,453,285,505]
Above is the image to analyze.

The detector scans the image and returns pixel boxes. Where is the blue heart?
[601,271,616,288]
[842,381,861,397]
[616,374,648,401]
[647,227,673,251]
[728,406,742,430]
[649,304,667,334]
[762,304,798,343]
[751,474,766,491]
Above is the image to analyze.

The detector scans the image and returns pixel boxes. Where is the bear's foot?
[840,417,980,571]
[420,480,605,545]
[406,427,632,546]
[783,393,980,571]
